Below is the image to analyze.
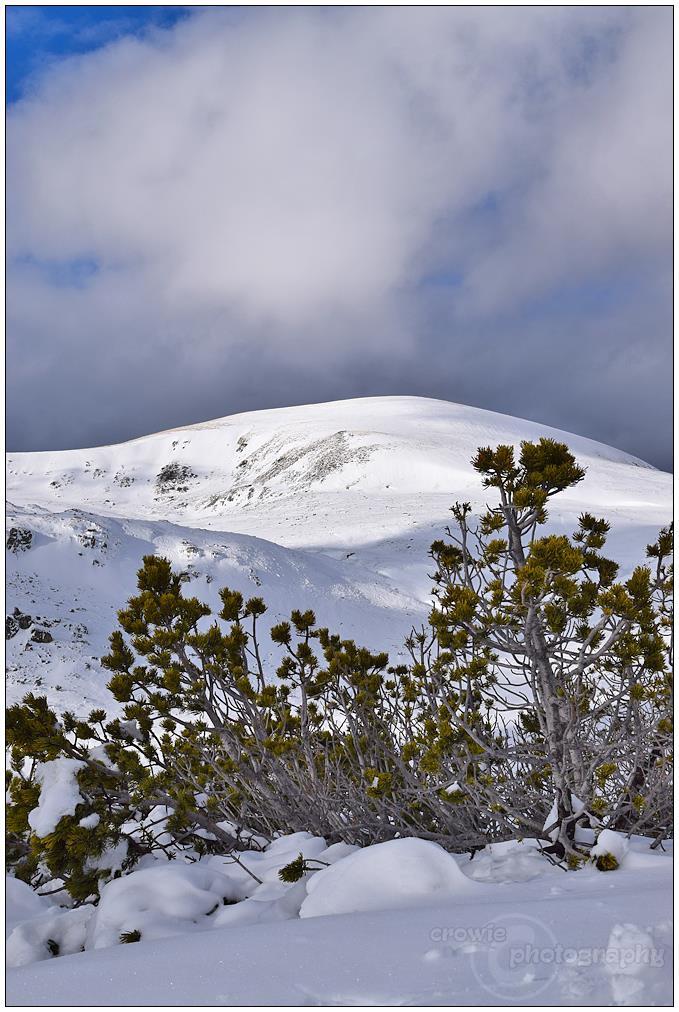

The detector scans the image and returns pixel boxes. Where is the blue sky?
[6,6,191,101]
[5,7,672,469]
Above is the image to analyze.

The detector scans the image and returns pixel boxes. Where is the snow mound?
[7,905,93,968]
[592,829,630,867]
[88,835,355,949]
[299,837,480,919]
[90,864,245,949]
[6,877,53,939]
[210,836,360,929]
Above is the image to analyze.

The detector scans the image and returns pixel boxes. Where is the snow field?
[6,832,672,1005]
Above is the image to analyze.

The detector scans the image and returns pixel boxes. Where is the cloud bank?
[7,7,672,467]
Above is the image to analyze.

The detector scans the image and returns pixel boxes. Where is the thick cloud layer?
[7,7,672,468]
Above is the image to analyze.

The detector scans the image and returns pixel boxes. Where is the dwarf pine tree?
[5,439,672,895]
[427,438,673,858]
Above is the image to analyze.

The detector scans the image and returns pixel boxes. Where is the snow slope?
[6,396,672,713]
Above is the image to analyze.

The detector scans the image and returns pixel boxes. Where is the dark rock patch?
[31,628,53,644]
[156,463,197,494]
[6,528,32,553]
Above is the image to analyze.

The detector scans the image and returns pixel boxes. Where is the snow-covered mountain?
[6,396,672,714]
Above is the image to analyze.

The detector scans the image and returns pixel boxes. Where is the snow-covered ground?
[6,396,672,714]
[6,833,673,1006]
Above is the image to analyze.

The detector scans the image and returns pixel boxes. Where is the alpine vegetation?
[7,440,673,904]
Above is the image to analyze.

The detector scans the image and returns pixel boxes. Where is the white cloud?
[6,6,672,460]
